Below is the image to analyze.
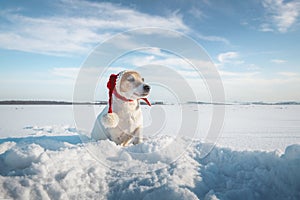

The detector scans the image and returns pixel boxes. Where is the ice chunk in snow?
[283,144,300,160]
[3,144,44,170]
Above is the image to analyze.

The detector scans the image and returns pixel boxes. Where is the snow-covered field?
[0,105,300,199]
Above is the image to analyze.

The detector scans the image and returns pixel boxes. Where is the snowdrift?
[1,131,300,200]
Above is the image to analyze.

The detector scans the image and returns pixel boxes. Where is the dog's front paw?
[101,112,119,128]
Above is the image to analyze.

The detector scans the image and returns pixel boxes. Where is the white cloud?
[219,70,260,78]
[193,33,230,45]
[189,7,206,20]
[218,52,238,63]
[262,0,300,33]
[277,71,299,77]
[246,64,261,70]
[217,52,244,66]
[51,68,80,79]
[142,48,166,57]
[259,23,274,32]
[0,0,189,56]
[222,73,300,101]
[0,0,232,56]
[122,52,213,74]
[131,56,188,68]
[271,59,287,64]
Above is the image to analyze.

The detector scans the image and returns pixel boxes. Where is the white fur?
[91,71,149,146]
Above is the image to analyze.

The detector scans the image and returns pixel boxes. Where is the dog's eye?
[127,76,135,82]
[142,78,144,82]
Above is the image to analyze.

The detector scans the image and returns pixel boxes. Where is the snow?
[1,136,300,199]
[0,105,300,199]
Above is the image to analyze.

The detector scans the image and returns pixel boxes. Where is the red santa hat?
[107,73,118,114]
[101,72,151,128]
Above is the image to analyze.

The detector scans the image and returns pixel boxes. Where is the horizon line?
[0,100,300,106]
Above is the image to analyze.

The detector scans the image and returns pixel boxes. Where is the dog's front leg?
[119,133,133,147]
[132,127,143,145]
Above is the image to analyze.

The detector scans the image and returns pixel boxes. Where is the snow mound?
[0,141,16,154]
[143,185,199,200]
[3,143,44,172]
[0,133,300,199]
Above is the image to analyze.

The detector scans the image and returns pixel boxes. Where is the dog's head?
[116,71,150,100]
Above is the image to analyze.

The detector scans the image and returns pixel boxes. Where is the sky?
[0,0,300,102]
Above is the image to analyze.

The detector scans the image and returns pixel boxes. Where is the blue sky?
[0,0,300,102]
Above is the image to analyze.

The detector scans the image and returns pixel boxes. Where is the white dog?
[91,70,151,146]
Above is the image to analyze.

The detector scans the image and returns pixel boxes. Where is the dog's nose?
[143,84,150,92]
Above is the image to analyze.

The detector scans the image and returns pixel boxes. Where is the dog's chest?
[113,101,143,132]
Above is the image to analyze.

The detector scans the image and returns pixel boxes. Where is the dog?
[91,70,151,146]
